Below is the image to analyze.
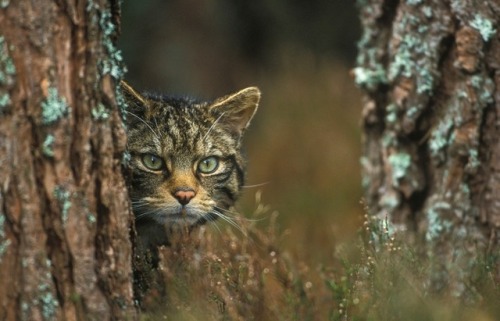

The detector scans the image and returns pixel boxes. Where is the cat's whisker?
[241,182,270,188]
[133,200,175,218]
[153,117,162,140]
[202,112,226,141]
[214,206,266,223]
[211,209,247,236]
[130,200,162,211]
[130,199,150,205]
[213,206,242,217]
[125,110,161,141]
[207,219,223,235]
[134,208,164,221]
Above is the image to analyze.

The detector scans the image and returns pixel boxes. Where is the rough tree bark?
[0,1,136,320]
[355,0,499,298]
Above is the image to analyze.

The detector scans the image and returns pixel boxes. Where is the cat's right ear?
[120,80,150,110]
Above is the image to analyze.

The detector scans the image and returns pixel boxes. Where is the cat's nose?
[173,188,196,206]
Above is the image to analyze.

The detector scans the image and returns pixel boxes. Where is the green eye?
[141,154,164,170]
[198,156,219,174]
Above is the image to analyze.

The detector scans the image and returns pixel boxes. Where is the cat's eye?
[141,154,164,171]
[197,156,219,174]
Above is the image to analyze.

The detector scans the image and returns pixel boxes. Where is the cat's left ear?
[208,87,260,136]
[120,80,150,110]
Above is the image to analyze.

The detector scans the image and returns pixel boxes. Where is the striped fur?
[122,81,260,249]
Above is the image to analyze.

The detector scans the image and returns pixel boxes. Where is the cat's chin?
[153,213,199,226]
[149,206,209,227]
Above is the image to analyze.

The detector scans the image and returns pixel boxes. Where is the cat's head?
[122,81,260,235]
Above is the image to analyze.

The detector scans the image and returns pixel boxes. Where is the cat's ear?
[208,87,260,136]
[120,80,150,109]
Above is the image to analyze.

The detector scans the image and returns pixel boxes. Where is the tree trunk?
[0,1,136,320]
[355,0,499,297]
[354,0,500,295]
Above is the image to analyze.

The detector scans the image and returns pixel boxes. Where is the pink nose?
[173,189,196,206]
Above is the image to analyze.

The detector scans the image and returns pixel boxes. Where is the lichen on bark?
[0,1,136,320]
[356,0,500,298]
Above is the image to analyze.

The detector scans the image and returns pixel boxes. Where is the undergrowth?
[139,195,499,321]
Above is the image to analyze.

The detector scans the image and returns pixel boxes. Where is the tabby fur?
[121,81,260,252]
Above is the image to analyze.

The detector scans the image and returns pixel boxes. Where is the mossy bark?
[0,1,136,320]
[356,0,499,298]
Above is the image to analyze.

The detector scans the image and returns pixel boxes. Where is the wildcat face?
[122,81,260,246]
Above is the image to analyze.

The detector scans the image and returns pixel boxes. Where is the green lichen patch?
[465,149,480,173]
[426,201,453,241]
[470,75,494,105]
[87,212,96,224]
[122,150,131,166]
[0,35,15,113]
[380,191,400,210]
[0,0,10,8]
[470,14,496,42]
[405,105,420,119]
[0,213,10,260]
[386,8,449,98]
[388,152,411,185]
[0,238,11,258]
[36,259,59,320]
[355,25,388,92]
[353,66,388,90]
[360,156,372,189]
[0,92,10,108]
[97,9,126,80]
[41,87,70,125]
[21,259,58,321]
[42,134,55,157]
[38,283,59,320]
[91,103,110,120]
[388,33,435,95]
[86,4,128,119]
[53,186,71,224]
[382,131,397,148]
[0,36,16,86]
[385,103,398,124]
[0,213,6,239]
[406,0,422,6]
[429,117,453,162]
[422,6,432,18]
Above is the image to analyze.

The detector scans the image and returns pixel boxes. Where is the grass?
[138,196,499,321]
[133,61,498,320]
[130,55,497,321]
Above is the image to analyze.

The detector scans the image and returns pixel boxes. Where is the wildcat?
[121,81,260,257]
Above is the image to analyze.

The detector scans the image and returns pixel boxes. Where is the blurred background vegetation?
[119,0,362,267]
